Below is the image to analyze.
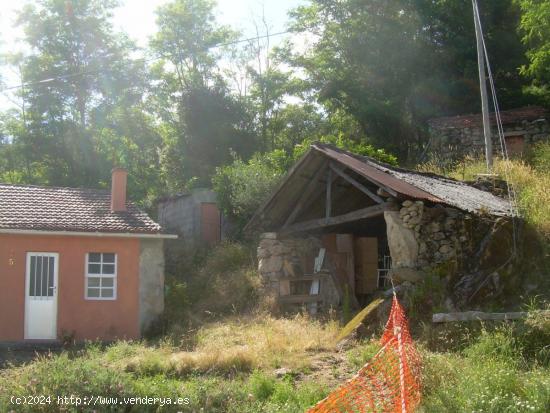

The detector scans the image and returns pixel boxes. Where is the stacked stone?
[257,233,287,291]
[416,208,469,270]
[257,233,321,292]
[399,200,424,231]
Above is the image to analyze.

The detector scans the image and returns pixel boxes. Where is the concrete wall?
[139,239,165,333]
[157,188,219,244]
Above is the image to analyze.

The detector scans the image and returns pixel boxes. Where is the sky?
[0,0,307,109]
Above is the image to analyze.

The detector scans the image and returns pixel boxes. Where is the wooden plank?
[282,202,391,234]
[330,163,384,204]
[325,168,332,220]
[354,237,379,294]
[432,310,550,323]
[283,160,329,228]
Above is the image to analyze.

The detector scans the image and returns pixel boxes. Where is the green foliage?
[529,141,550,174]
[518,0,550,88]
[213,136,396,234]
[212,150,290,231]
[421,324,550,412]
[288,0,532,159]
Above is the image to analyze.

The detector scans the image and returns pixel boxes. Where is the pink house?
[0,169,176,342]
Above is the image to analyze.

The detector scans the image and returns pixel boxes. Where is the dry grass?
[125,314,340,377]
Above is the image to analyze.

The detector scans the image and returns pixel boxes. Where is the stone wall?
[429,118,549,162]
[388,200,471,283]
[257,233,340,309]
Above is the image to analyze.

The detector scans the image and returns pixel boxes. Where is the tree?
[517,0,550,103]
[150,0,257,187]
[287,0,531,161]
[0,0,147,188]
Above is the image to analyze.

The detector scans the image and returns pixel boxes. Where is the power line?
[0,29,294,93]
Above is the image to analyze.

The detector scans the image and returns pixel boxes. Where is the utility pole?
[472,0,493,171]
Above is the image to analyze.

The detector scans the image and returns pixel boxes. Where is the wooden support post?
[325,168,332,221]
[330,163,384,204]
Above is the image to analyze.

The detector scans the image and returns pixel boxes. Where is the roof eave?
[0,228,178,239]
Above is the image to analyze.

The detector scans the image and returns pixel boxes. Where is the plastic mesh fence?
[307,296,421,413]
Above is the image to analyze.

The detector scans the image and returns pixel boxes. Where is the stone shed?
[428,106,549,161]
[246,144,514,312]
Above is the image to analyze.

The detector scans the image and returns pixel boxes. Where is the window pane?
[88,253,101,263]
[88,263,101,274]
[102,264,115,274]
[103,253,115,263]
[87,288,100,298]
[102,278,114,287]
[101,288,114,298]
[87,277,101,287]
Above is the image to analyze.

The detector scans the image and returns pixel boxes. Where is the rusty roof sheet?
[428,106,548,129]
[0,183,164,234]
[313,144,513,217]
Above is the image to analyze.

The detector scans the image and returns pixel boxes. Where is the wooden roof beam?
[330,162,384,204]
[282,202,392,234]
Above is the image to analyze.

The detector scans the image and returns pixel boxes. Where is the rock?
[258,256,283,274]
[402,200,413,207]
[439,244,453,254]
[384,211,419,268]
[259,238,278,249]
[257,248,270,258]
[261,232,278,240]
[428,222,441,233]
[389,267,426,283]
[419,242,427,254]
[270,244,285,256]
[433,232,446,240]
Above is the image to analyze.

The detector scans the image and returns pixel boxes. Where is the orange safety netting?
[307,296,422,413]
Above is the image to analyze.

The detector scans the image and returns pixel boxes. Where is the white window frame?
[85,253,117,300]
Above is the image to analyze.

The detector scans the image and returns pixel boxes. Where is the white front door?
[25,253,58,339]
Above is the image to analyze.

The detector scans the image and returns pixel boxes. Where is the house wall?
[0,234,141,341]
[429,119,549,161]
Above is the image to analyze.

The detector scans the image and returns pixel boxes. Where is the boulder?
[384,211,419,268]
[388,267,426,283]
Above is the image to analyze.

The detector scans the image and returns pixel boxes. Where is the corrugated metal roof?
[314,144,513,217]
[246,144,513,232]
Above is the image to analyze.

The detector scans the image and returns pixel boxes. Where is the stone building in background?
[427,106,549,161]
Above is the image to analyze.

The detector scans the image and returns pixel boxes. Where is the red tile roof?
[428,106,548,129]
[0,183,163,234]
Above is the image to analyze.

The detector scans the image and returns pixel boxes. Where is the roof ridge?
[0,182,110,193]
